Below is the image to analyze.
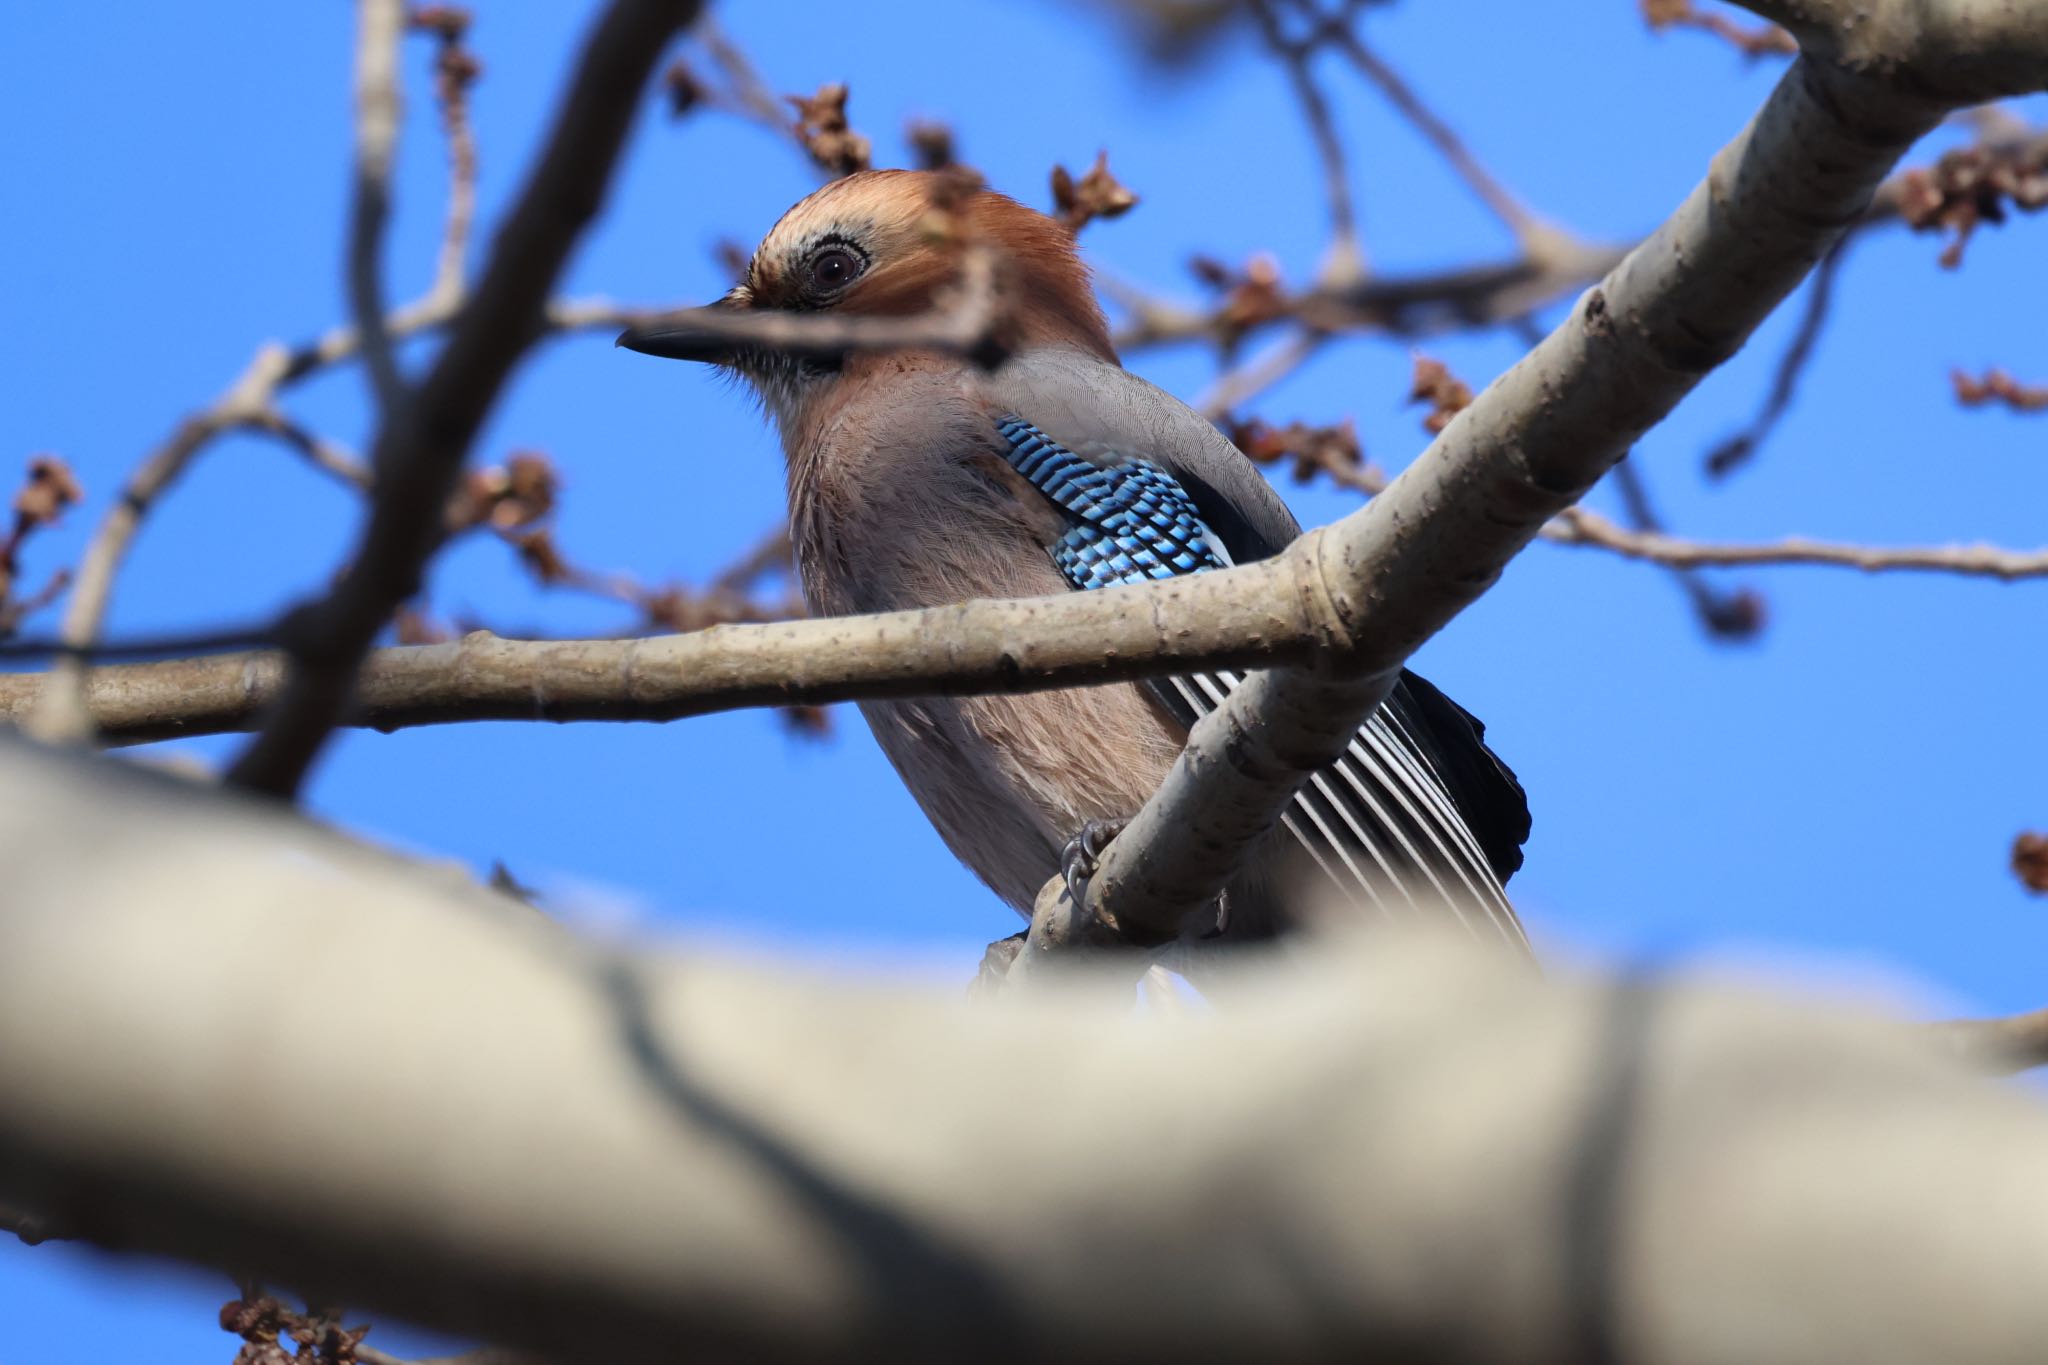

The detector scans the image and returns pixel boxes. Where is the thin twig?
[25,344,295,742]
[1196,329,1326,419]
[347,0,408,414]
[414,6,482,305]
[1249,0,1364,280]
[224,0,705,800]
[693,13,803,146]
[1321,16,1547,248]
[1606,461,1765,638]
[1546,507,2048,579]
[1704,238,1851,478]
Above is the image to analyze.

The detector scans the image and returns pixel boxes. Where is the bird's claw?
[1059,818,1126,907]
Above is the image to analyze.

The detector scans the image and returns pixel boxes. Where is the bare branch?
[412,5,483,305]
[1703,237,1850,478]
[224,0,705,800]
[0,558,1332,743]
[347,0,408,414]
[1109,121,2042,361]
[1605,461,1767,639]
[25,344,295,742]
[1323,18,1553,250]
[6,480,2043,745]
[1248,0,1363,278]
[1112,239,1633,355]
[1195,329,1326,419]
[14,737,2048,1362]
[1072,51,1975,947]
[1545,506,2048,580]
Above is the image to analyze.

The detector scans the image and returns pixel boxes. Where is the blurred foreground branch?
[225,0,704,799]
[5,737,2048,1363]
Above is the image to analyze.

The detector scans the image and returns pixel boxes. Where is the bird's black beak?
[615,287,750,364]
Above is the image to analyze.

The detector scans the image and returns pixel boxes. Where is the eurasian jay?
[621,169,1530,952]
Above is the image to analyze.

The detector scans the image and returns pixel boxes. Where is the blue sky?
[3,3,2044,1358]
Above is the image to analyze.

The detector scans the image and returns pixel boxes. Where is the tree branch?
[0,560,1329,743]
[347,0,408,415]
[223,0,704,800]
[1248,0,1364,280]
[25,345,297,743]
[6,467,2040,743]
[10,736,2048,1362]
[1545,507,2048,579]
[1071,44,2015,948]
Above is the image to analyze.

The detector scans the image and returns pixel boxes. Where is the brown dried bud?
[14,455,82,528]
[1050,151,1139,234]
[1408,355,1475,434]
[788,82,871,177]
[408,5,471,42]
[907,118,957,171]
[2014,832,2048,894]
[779,703,833,737]
[663,57,704,119]
[393,605,452,646]
[1226,416,1364,485]
[1952,366,2048,413]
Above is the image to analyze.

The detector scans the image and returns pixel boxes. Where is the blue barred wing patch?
[987,412,1530,954]
[994,415,1230,591]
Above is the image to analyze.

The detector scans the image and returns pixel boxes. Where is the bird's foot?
[1059,818,1126,907]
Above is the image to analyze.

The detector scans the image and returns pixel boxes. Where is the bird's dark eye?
[808,245,863,293]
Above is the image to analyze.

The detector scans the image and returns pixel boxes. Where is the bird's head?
[618,169,1114,429]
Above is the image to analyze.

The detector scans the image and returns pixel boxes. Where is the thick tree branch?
[8,737,2048,1363]
[0,563,1326,743]
[1073,49,1999,947]
[224,0,704,799]
[0,503,2040,743]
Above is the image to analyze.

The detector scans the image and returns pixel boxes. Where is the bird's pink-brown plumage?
[626,169,1531,950]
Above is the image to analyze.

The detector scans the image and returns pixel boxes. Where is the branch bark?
[224,0,704,799]
[8,736,2048,1363]
[0,563,1326,743]
[1073,33,2048,948]
[0,505,2040,744]
[347,0,407,414]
